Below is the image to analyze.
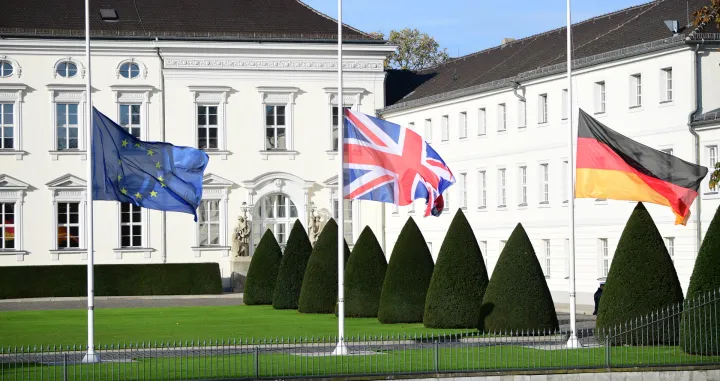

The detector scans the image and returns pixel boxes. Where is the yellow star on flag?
[118,159,122,164]
[147,149,154,156]
[155,162,162,169]
[120,188,128,195]
[117,174,122,181]
[121,139,129,148]
[135,192,142,199]
[160,182,166,188]
[158,176,164,182]
[150,190,158,197]
[135,143,141,148]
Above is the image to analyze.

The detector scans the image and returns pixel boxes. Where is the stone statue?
[232,213,251,257]
[309,208,323,246]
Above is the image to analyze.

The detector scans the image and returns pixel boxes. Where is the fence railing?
[2,289,719,380]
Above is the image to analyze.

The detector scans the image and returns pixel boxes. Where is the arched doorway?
[253,193,299,251]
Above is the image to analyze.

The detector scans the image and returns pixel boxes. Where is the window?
[56,62,78,78]
[595,82,606,114]
[498,168,507,207]
[459,112,467,139]
[120,203,142,248]
[190,86,230,157]
[459,173,467,209]
[0,203,14,249]
[543,239,551,277]
[538,94,548,124]
[518,100,527,128]
[0,103,13,149]
[56,103,79,150]
[265,105,286,150]
[332,106,351,151]
[332,195,354,244]
[599,238,609,277]
[478,170,487,209]
[424,119,432,143]
[198,200,221,246]
[443,189,450,211]
[708,146,718,181]
[661,148,674,156]
[196,105,219,150]
[499,240,507,254]
[562,89,569,120]
[497,104,506,132]
[661,68,673,102]
[119,62,140,79]
[630,74,642,107]
[119,104,141,138]
[518,166,527,205]
[540,163,549,204]
[0,61,13,78]
[57,202,81,249]
[441,115,449,141]
[665,237,675,264]
[478,108,486,136]
[480,241,488,267]
[427,242,433,254]
[562,160,569,203]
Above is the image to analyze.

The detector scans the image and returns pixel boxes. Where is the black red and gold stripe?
[576,109,708,225]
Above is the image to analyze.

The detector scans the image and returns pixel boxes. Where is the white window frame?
[598,238,609,278]
[518,166,528,206]
[539,163,550,204]
[324,87,363,157]
[0,85,26,159]
[543,239,551,278]
[111,85,152,141]
[441,115,449,141]
[518,100,527,129]
[562,160,569,204]
[443,189,450,211]
[192,174,233,257]
[665,237,675,264]
[458,111,467,139]
[630,74,642,108]
[47,174,87,259]
[331,189,359,245]
[115,58,148,80]
[478,108,486,136]
[538,94,548,124]
[561,89,569,121]
[707,145,718,193]
[189,86,231,159]
[477,170,487,209]
[424,118,433,143]
[661,68,673,103]
[459,172,467,209]
[498,168,507,208]
[0,174,28,261]
[258,87,299,159]
[47,84,87,160]
[497,104,506,132]
[52,57,86,79]
[113,202,152,258]
[0,56,22,78]
[595,81,606,114]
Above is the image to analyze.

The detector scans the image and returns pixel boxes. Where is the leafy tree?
[344,227,388,317]
[243,229,282,305]
[371,28,450,70]
[424,209,489,328]
[272,220,313,310]
[693,1,720,31]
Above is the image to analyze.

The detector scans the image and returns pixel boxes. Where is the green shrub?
[480,223,558,333]
[244,229,283,305]
[596,202,683,345]
[681,205,720,354]
[273,220,313,310]
[377,217,434,323]
[424,209,489,328]
[298,218,350,313]
[345,226,387,317]
[0,263,222,299]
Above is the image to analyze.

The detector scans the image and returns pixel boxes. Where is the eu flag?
[91,107,209,221]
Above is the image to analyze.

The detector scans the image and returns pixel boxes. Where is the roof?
[383,0,718,112]
[0,0,381,42]
[692,108,720,127]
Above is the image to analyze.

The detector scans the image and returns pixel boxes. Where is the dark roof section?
[0,0,381,42]
[692,108,720,127]
[384,0,716,110]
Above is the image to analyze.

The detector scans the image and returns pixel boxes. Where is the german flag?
[576,109,708,225]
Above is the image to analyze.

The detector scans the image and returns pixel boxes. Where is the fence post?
[63,352,68,381]
[254,346,259,378]
[434,341,439,372]
[605,336,610,368]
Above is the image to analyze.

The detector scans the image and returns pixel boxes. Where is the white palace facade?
[380,0,720,311]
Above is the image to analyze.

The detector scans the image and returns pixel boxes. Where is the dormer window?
[100,8,119,22]
[119,62,140,79]
[56,62,78,78]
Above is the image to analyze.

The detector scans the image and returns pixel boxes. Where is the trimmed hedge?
[596,202,683,345]
[273,220,313,310]
[480,223,558,332]
[244,229,283,305]
[377,217,434,324]
[424,209,489,328]
[298,218,350,314]
[681,205,720,354]
[0,263,222,299]
[345,226,388,317]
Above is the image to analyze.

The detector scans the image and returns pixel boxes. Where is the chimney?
[502,37,516,45]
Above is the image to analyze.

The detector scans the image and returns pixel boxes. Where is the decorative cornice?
[165,58,383,72]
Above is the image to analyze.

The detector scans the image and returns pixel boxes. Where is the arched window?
[56,61,78,78]
[119,62,140,79]
[253,193,298,249]
[0,61,13,78]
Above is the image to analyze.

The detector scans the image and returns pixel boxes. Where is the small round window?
[56,61,78,77]
[0,61,13,78]
[119,62,140,79]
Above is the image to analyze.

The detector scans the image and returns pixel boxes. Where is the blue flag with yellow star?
[91,107,209,221]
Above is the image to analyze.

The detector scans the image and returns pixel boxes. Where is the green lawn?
[0,305,471,347]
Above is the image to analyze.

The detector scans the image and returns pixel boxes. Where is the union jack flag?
[343,109,455,217]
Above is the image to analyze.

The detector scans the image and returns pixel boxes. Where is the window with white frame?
[265,105,287,150]
[0,60,13,78]
[708,145,718,191]
[595,82,606,114]
[661,68,673,102]
[478,108,486,136]
[197,105,219,150]
[459,172,467,209]
[332,193,354,244]
[665,237,675,264]
[562,160,569,203]
[195,174,235,253]
[119,62,140,79]
[119,104,141,138]
[0,203,15,250]
[332,105,351,151]
[562,89,569,120]
[478,170,487,209]
[497,104,506,132]
[56,103,79,150]
[56,61,78,78]
[0,85,25,155]
[189,87,230,156]
[479,241,488,267]
[518,166,527,205]
[540,163,549,204]
[543,239,551,277]
[198,200,221,246]
[325,88,362,153]
[120,203,142,248]
[424,118,432,143]
[57,202,81,249]
[599,238,609,277]
[630,74,642,108]
[0,174,27,256]
[48,174,86,255]
[257,87,297,155]
[48,86,87,157]
[443,189,450,211]
[498,168,507,207]
[538,94,548,124]
[260,194,300,246]
[499,240,507,254]
[518,100,527,128]
[0,103,14,149]
[459,112,467,139]
[441,115,449,141]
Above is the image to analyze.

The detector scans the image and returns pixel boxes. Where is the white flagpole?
[81,0,99,363]
[566,0,581,349]
[332,0,348,356]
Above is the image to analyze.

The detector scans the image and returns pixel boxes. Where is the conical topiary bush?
[424,209,489,328]
[243,229,282,305]
[596,202,683,345]
[681,205,720,354]
[297,218,350,314]
[480,223,558,333]
[345,226,388,317]
[377,217,434,323]
[272,220,313,310]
